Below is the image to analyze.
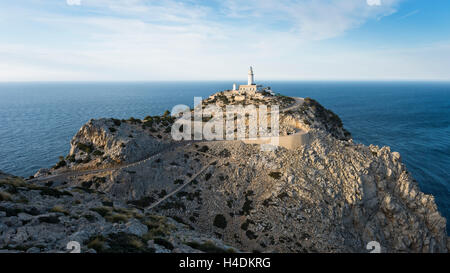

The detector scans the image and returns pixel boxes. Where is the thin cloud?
[66,0,81,6]
[3,0,448,81]
[399,9,420,20]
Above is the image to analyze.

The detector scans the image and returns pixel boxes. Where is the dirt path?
[29,97,304,184]
[282,97,304,113]
[27,142,189,183]
[144,158,218,211]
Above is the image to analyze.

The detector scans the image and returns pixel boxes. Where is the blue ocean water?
[0,81,449,231]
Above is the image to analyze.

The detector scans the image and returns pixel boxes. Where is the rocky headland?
[0,90,448,253]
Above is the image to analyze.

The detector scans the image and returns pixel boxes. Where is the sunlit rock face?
[1,91,448,253]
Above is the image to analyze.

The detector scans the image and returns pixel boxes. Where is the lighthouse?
[238,66,259,92]
[248,66,255,85]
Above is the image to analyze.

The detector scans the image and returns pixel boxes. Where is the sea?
[0,81,449,232]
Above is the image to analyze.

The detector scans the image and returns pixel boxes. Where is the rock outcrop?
[0,172,237,253]
[69,118,171,165]
[1,90,448,253]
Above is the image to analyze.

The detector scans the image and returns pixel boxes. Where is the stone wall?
[242,130,310,150]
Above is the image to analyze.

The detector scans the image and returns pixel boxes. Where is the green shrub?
[213,214,227,229]
[54,159,67,169]
[241,199,253,216]
[105,232,152,253]
[186,241,230,253]
[83,214,96,222]
[0,191,12,201]
[105,213,128,223]
[39,187,73,198]
[92,150,104,156]
[127,117,142,124]
[112,119,121,126]
[174,179,184,185]
[246,230,258,240]
[154,238,174,250]
[83,156,91,163]
[159,200,186,211]
[205,173,212,181]
[127,196,155,208]
[66,154,76,162]
[268,172,282,179]
[81,181,93,189]
[90,206,112,217]
[77,143,93,154]
[87,236,106,252]
[142,215,176,240]
[50,205,69,215]
[38,215,60,224]
[143,120,153,127]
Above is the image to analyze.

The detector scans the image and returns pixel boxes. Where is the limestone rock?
[1,92,448,253]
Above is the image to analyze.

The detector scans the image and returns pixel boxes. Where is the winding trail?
[27,142,192,183]
[28,97,304,185]
[282,97,304,113]
[26,96,305,211]
[144,159,218,211]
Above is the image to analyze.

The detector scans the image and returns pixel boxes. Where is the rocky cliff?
[0,91,448,253]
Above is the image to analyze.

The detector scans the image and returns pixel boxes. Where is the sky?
[0,0,450,81]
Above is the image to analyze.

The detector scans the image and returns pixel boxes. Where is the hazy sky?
[1,0,450,81]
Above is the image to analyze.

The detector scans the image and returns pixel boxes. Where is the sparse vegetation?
[50,205,69,215]
[186,241,232,253]
[205,173,212,181]
[142,215,176,240]
[87,235,106,252]
[269,172,282,180]
[92,150,104,156]
[198,145,209,153]
[127,196,155,208]
[0,191,12,201]
[53,158,67,169]
[246,230,257,240]
[112,118,121,126]
[66,154,76,162]
[77,143,93,154]
[86,233,153,253]
[213,214,227,229]
[105,213,128,223]
[127,117,142,124]
[174,179,184,185]
[90,206,142,223]
[154,237,174,250]
[38,215,60,224]
[90,206,112,217]
[39,187,73,198]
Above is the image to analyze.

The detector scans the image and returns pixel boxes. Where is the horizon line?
[1,79,450,83]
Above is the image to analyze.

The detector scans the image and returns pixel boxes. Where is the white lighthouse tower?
[248,66,255,85]
[238,66,258,92]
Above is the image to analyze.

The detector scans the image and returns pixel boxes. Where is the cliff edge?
[1,90,448,253]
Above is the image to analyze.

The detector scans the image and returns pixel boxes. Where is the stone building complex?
[232,66,272,94]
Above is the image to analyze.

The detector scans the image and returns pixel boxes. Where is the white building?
[237,66,262,92]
